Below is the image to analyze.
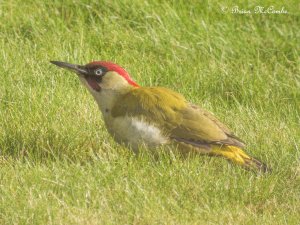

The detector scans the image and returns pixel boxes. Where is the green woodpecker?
[50,60,268,172]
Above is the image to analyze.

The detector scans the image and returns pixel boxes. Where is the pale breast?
[105,116,169,150]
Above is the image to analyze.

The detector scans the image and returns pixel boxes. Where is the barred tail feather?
[211,145,270,172]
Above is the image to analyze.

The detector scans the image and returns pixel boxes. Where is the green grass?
[0,0,299,224]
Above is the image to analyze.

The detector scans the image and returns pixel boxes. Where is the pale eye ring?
[95,68,103,76]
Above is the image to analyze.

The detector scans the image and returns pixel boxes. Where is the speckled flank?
[107,116,169,149]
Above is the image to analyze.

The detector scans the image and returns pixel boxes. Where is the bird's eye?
[95,68,103,76]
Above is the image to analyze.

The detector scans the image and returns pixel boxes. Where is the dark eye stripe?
[85,65,108,77]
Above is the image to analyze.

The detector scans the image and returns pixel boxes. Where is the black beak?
[50,61,88,75]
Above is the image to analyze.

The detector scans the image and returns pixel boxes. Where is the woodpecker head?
[50,61,139,93]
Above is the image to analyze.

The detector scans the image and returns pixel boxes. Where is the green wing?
[111,87,245,148]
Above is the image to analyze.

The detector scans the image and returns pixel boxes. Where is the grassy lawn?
[0,0,299,224]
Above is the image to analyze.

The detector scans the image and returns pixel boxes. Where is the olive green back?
[111,87,245,148]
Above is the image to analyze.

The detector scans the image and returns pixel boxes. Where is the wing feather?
[111,87,245,148]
